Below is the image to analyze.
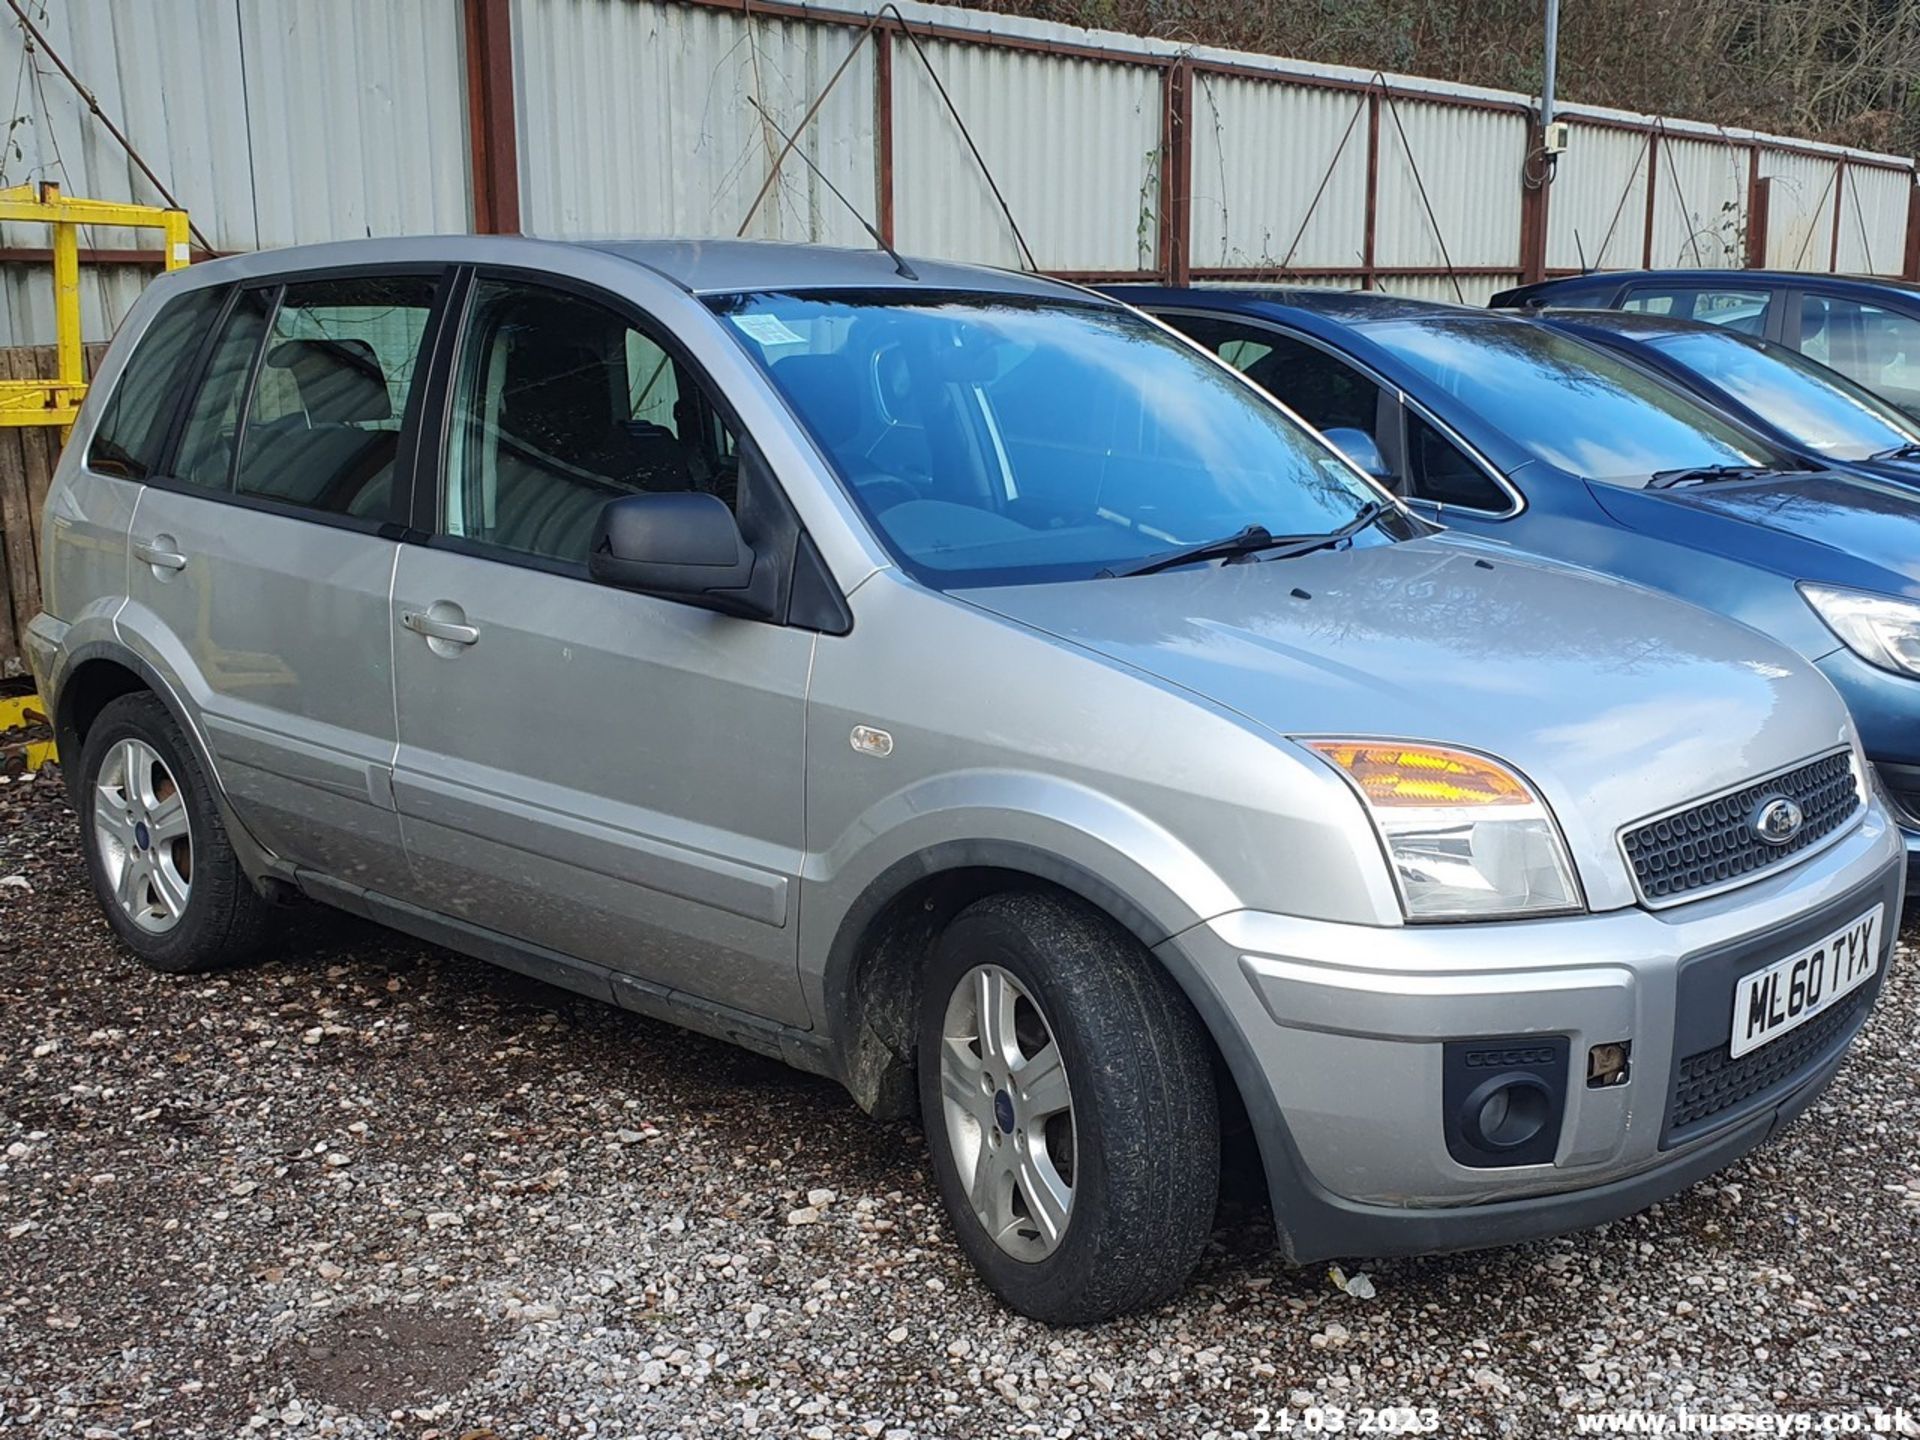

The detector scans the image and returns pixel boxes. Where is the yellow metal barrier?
[0,692,54,774]
[0,181,190,429]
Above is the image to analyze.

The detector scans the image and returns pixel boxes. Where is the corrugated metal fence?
[0,0,1912,335]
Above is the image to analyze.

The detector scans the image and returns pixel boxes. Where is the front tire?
[917,891,1220,1323]
[78,693,273,973]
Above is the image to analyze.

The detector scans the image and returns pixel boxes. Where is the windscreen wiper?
[1103,502,1390,579]
[1645,464,1795,490]
[1869,442,1920,461]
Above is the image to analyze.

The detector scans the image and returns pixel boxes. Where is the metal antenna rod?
[746,97,918,280]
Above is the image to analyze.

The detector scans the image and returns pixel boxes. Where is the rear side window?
[175,289,273,491]
[233,276,437,519]
[1799,294,1920,414]
[1622,286,1772,337]
[86,286,225,480]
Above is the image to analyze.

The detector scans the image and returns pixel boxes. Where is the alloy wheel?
[937,963,1077,1260]
[92,737,192,934]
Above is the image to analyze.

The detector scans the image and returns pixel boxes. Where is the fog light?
[1587,1041,1631,1088]
[1466,1075,1551,1150]
[1442,1035,1569,1169]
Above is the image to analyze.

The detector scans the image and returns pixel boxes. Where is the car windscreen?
[708,289,1406,586]
[1645,329,1920,461]
[1363,317,1795,486]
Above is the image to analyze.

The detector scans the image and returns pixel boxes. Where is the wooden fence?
[0,344,107,679]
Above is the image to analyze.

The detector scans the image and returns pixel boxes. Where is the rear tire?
[77,693,273,973]
[917,890,1220,1324]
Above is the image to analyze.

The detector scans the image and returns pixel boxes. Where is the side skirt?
[295,870,838,1080]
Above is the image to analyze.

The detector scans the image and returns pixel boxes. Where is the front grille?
[1667,990,1868,1137]
[1621,752,1859,904]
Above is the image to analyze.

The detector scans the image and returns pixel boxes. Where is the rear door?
[388,272,814,1026]
[43,285,226,634]
[122,271,446,882]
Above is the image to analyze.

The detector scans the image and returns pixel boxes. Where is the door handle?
[133,536,187,571]
[402,608,480,647]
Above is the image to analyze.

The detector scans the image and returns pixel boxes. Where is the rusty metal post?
[1747,174,1772,270]
[1744,148,1767,268]
[1829,160,1847,271]
[464,0,521,234]
[1159,59,1193,284]
[1905,179,1920,280]
[1362,92,1381,288]
[1518,119,1550,284]
[1641,129,1660,267]
[875,28,895,245]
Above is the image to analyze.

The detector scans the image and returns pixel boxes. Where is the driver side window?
[1175,314,1513,515]
[443,278,739,564]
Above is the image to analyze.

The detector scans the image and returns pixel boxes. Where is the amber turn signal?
[1304,741,1535,809]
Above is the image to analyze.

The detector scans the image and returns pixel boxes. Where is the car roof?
[587,237,1089,299]
[170,234,1095,303]
[1107,283,1483,326]
[1528,307,1752,343]
[1511,268,1920,299]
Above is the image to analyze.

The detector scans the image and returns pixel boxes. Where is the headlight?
[1304,740,1584,921]
[1799,583,1920,678]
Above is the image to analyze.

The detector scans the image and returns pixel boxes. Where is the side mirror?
[588,492,770,618]
[1320,426,1394,483]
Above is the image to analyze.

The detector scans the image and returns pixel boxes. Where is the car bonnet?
[957,533,1857,906]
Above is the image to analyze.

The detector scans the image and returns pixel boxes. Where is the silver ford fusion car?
[27,237,1903,1324]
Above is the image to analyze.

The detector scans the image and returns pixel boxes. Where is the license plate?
[1729,904,1882,1059]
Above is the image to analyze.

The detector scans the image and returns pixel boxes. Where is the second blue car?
[1110,285,1920,864]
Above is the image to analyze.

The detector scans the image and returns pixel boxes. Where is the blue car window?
[1646,330,1920,461]
[1800,295,1920,415]
[1365,318,1788,486]
[711,290,1406,587]
[1623,287,1771,337]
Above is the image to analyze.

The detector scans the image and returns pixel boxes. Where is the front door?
[389,275,814,1026]
[124,274,443,884]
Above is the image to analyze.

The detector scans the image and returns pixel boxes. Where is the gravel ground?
[3,764,1919,1439]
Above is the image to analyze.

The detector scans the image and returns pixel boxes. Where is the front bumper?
[1158,799,1904,1263]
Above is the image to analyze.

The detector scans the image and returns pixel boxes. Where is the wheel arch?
[47,639,277,881]
[821,840,1247,1127]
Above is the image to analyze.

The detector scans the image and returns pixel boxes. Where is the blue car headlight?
[1800,583,1920,678]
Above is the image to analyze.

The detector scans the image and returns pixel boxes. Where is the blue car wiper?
[1645,464,1796,490]
[1869,442,1920,461]
[1104,502,1391,578]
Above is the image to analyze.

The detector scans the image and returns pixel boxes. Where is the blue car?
[1491,268,1920,419]
[1109,285,1920,865]
[1522,308,1920,487]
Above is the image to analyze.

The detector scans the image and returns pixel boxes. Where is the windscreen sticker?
[731,314,808,348]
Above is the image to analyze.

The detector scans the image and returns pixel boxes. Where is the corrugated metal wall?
[514,0,877,246]
[891,41,1161,273]
[0,0,1912,348]
[1545,123,1649,271]
[1189,77,1371,271]
[1376,100,1526,272]
[1648,135,1749,270]
[1837,166,1914,276]
[1760,149,1841,270]
[0,0,468,346]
